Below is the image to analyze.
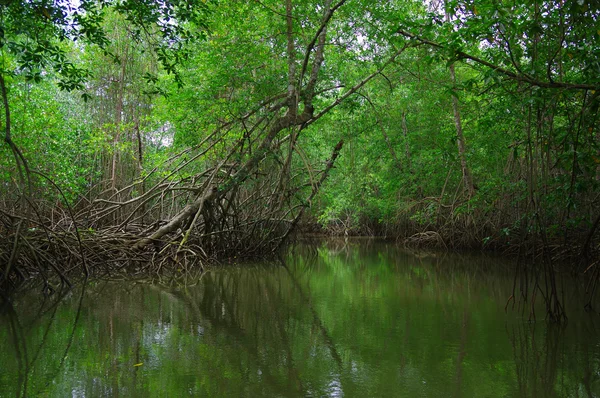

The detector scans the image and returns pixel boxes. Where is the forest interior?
[1,0,599,320]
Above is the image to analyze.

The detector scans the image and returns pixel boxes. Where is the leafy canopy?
[0,0,212,92]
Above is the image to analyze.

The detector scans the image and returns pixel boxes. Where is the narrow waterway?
[1,239,599,397]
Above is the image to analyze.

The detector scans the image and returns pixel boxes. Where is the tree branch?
[298,0,346,85]
[397,29,599,91]
[306,43,411,127]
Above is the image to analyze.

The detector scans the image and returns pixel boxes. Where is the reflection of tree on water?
[179,264,347,396]
[1,266,349,397]
[2,285,86,397]
[582,317,600,397]
[4,303,28,398]
[282,262,343,370]
[164,276,294,396]
[2,243,600,397]
[509,323,560,397]
[452,309,469,398]
[508,322,600,397]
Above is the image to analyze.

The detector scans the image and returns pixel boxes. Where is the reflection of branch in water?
[286,239,320,264]
[259,270,305,393]
[224,269,306,395]
[508,323,528,397]
[5,288,67,397]
[279,250,314,281]
[41,283,87,390]
[216,270,300,395]
[21,294,62,394]
[581,323,599,398]
[281,261,344,370]
[452,309,469,398]
[27,286,80,330]
[154,278,292,397]
[507,322,562,397]
[3,283,86,397]
[133,288,144,393]
[322,238,350,257]
[5,302,29,398]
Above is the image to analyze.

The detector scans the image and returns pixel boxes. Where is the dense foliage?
[1,0,599,311]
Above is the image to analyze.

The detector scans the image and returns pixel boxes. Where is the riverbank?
[297,220,599,274]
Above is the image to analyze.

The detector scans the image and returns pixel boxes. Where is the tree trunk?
[402,111,412,172]
[111,40,129,191]
[445,1,475,197]
[449,63,475,198]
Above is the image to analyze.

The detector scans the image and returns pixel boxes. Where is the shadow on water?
[0,239,599,397]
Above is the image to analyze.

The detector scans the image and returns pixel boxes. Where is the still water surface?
[1,239,599,397]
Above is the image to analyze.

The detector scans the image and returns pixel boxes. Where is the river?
[1,239,599,397]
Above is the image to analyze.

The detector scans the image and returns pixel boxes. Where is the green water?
[1,240,599,397]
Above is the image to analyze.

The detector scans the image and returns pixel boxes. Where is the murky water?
[1,239,599,397]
